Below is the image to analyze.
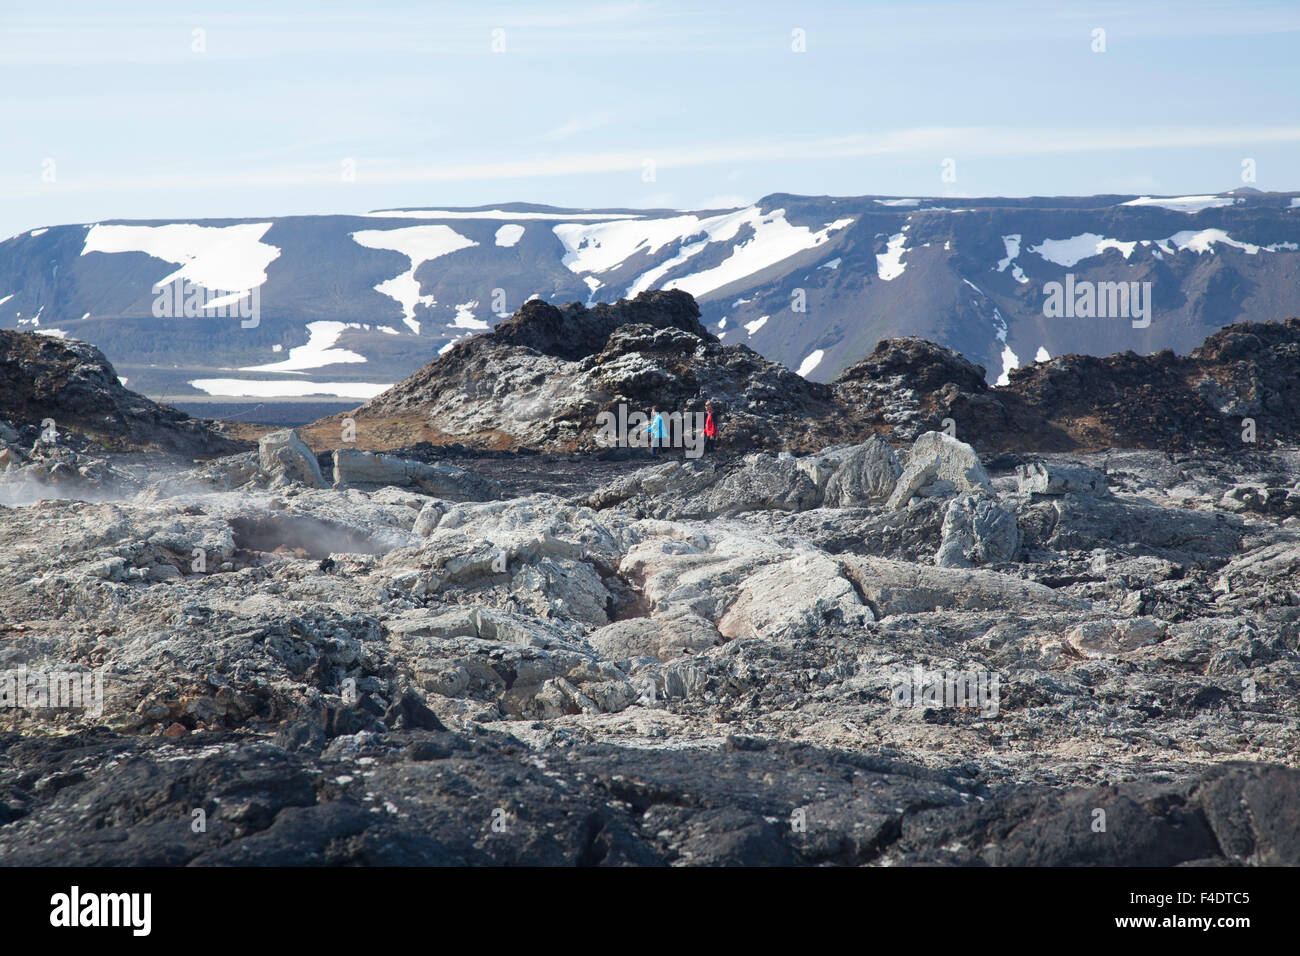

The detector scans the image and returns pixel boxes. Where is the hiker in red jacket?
[703,399,717,453]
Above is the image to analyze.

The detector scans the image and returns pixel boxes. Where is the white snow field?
[188,379,390,400]
[241,321,367,372]
[494,224,525,247]
[552,206,853,299]
[797,349,824,377]
[876,229,910,281]
[996,344,1020,387]
[1029,233,1138,267]
[1158,229,1297,256]
[744,316,768,335]
[350,225,479,334]
[1029,228,1298,266]
[453,302,489,329]
[81,222,281,293]
[1121,195,1235,213]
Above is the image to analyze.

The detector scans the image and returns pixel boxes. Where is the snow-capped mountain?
[2,190,1298,403]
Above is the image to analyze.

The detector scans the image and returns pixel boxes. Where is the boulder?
[258,429,326,488]
[412,500,446,536]
[1017,462,1109,496]
[886,431,991,509]
[840,555,1090,616]
[332,448,500,500]
[718,552,867,639]
[698,454,822,516]
[587,611,721,662]
[935,493,1022,567]
[1065,618,1168,658]
[820,434,902,507]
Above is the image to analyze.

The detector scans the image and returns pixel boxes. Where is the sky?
[2,0,1299,238]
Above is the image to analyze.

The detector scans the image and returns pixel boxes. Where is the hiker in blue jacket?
[645,406,668,455]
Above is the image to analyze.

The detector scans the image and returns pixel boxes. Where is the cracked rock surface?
[1,429,1298,865]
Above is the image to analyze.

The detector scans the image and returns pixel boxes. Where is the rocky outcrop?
[886,431,991,509]
[818,435,902,507]
[489,289,713,360]
[297,288,1300,461]
[935,494,1022,568]
[1016,462,1109,496]
[259,429,327,488]
[832,316,1300,456]
[301,289,846,455]
[0,329,241,457]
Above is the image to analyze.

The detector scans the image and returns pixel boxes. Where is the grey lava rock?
[1017,462,1109,496]
[258,428,326,488]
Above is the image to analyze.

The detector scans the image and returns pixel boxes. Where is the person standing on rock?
[645,406,668,456]
[703,399,717,453]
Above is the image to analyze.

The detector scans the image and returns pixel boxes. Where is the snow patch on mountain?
[554,214,703,275]
[189,378,390,400]
[663,211,853,298]
[797,349,824,377]
[1121,195,1235,213]
[454,301,489,329]
[351,225,478,334]
[996,344,1020,386]
[494,224,525,247]
[744,316,768,335]
[876,228,910,281]
[1031,227,1299,266]
[875,198,920,207]
[553,207,853,300]
[241,321,367,372]
[1029,233,1138,267]
[996,234,1021,268]
[1035,346,1051,362]
[1163,229,1264,255]
[82,222,281,294]
[994,235,1031,284]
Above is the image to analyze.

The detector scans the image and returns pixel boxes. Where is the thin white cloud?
[537,112,612,143]
[6,125,1300,199]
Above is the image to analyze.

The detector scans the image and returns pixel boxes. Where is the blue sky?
[2,0,1299,238]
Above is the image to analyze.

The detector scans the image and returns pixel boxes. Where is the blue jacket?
[645,412,667,441]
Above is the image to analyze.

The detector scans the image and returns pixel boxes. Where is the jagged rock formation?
[301,289,843,454]
[836,317,1300,454]
[301,290,1300,459]
[0,330,241,457]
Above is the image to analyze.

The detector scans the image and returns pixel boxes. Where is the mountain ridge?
[3,189,1298,404]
